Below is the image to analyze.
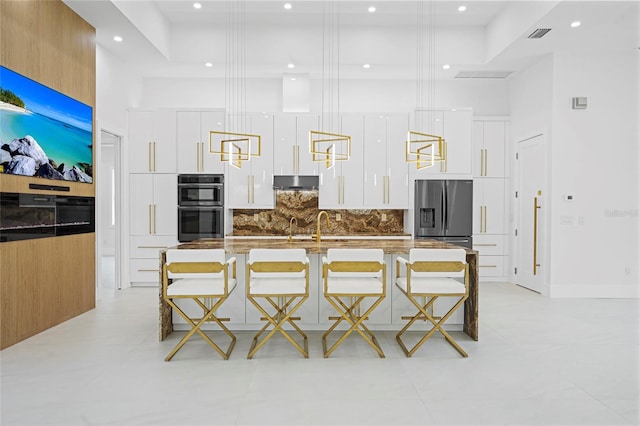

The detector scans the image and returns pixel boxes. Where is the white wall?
[141,76,509,116]
[549,52,639,297]
[96,45,144,131]
[509,51,639,298]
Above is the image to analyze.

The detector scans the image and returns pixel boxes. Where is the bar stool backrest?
[408,248,467,278]
[166,249,227,279]
[326,248,384,278]
[248,248,308,278]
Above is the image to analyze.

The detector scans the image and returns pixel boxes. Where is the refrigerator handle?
[443,182,448,233]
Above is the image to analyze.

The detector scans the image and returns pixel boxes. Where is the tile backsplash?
[232,190,404,235]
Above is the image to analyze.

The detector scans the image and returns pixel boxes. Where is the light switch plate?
[335,213,342,221]
[381,213,387,222]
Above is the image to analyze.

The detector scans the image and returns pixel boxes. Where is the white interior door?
[98,130,122,291]
[516,134,546,293]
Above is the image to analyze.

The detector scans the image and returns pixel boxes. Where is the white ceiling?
[64,0,639,80]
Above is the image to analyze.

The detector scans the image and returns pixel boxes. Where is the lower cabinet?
[473,234,507,279]
[172,253,464,330]
[129,236,177,286]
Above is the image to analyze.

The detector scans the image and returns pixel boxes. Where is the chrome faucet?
[312,211,330,243]
[288,217,298,242]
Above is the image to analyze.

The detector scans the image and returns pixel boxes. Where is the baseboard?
[550,284,639,298]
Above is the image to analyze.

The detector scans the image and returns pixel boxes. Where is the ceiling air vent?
[454,71,513,79]
[527,28,551,39]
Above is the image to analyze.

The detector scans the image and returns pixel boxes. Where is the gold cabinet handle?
[137,246,168,249]
[138,269,159,272]
[148,204,152,234]
[484,149,488,176]
[153,142,157,172]
[479,265,497,268]
[480,149,485,176]
[292,146,296,173]
[342,176,346,204]
[201,142,205,171]
[247,175,251,203]
[483,205,487,233]
[148,142,152,172]
[474,243,497,247]
[297,145,300,173]
[533,196,541,275]
[252,175,255,203]
[196,143,200,172]
[153,204,157,234]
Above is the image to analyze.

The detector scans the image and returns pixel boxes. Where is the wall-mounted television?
[0,66,93,184]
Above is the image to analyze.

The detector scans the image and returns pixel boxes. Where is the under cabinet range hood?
[273,175,319,191]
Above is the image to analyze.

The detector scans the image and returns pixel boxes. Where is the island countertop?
[159,238,478,342]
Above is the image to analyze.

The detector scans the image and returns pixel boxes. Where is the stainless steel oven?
[178,206,224,242]
[177,174,224,242]
[177,174,223,206]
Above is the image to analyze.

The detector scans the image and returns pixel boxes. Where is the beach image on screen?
[0,66,93,183]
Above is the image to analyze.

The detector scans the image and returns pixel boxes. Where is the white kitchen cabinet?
[129,109,177,173]
[319,114,364,209]
[473,234,507,279]
[129,235,177,286]
[473,119,507,178]
[226,114,274,208]
[273,114,319,175]
[129,173,177,236]
[363,114,410,208]
[473,178,506,235]
[176,110,226,174]
[410,109,472,177]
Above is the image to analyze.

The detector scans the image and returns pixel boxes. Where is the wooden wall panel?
[0,234,96,349]
[0,0,96,197]
[0,0,97,349]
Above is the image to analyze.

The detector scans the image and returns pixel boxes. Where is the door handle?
[152,142,157,172]
[153,204,157,234]
[148,204,152,234]
[148,142,153,172]
[533,196,541,275]
[196,143,200,172]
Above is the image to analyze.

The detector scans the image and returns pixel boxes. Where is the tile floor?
[1,282,638,426]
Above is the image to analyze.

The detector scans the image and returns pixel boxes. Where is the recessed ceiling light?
[284,3,292,10]
[113,36,123,42]
[442,64,451,70]
[571,21,581,28]
[291,77,296,81]
[205,62,213,68]
[363,64,371,69]
[193,2,202,9]
[288,63,295,69]
[368,6,376,13]
[458,5,467,12]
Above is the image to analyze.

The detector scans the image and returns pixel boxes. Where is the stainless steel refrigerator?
[414,179,473,249]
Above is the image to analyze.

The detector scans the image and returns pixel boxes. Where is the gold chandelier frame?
[210,130,261,169]
[310,130,351,170]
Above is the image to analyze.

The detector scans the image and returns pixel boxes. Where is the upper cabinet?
[273,114,319,176]
[318,114,364,209]
[363,114,410,209]
[410,109,472,177]
[176,110,226,174]
[226,114,275,209]
[473,119,507,178]
[129,110,176,173]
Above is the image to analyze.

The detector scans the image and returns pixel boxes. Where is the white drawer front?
[130,258,161,285]
[473,234,506,256]
[130,236,177,259]
[478,255,505,277]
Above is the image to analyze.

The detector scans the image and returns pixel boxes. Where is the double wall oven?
[177,174,224,242]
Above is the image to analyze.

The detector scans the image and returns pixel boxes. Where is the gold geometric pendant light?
[406,131,444,170]
[213,0,260,169]
[210,131,261,169]
[407,0,444,169]
[311,0,350,170]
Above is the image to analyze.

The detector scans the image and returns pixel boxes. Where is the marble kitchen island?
[159,238,479,342]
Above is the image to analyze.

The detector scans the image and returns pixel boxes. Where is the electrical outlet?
[335,213,342,221]
[381,213,387,222]
[253,214,259,221]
